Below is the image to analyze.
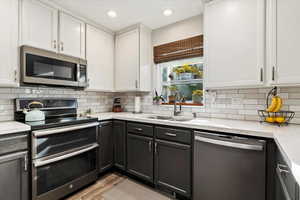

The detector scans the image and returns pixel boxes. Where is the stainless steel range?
[15,98,99,200]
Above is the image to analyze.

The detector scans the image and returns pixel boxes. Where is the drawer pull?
[165,132,177,137]
[278,164,290,174]
[276,164,292,200]
[134,128,143,132]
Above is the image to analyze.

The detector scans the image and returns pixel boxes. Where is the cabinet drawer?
[0,133,28,155]
[276,148,297,200]
[155,127,191,144]
[127,123,153,137]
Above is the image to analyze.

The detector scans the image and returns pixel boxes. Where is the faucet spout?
[173,92,182,116]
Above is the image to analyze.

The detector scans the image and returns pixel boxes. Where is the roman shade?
[153,35,203,64]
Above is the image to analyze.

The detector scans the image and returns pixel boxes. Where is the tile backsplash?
[1,86,300,124]
[116,87,300,124]
[0,87,114,121]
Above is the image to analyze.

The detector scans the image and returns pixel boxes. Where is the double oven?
[31,122,99,200]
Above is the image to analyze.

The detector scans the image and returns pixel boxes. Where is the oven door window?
[36,149,96,196]
[35,126,97,159]
[26,54,77,81]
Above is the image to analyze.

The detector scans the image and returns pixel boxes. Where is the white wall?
[151,15,204,93]
[152,15,203,46]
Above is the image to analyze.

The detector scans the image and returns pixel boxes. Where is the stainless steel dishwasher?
[193,131,266,200]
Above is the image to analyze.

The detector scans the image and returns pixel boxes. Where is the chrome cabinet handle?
[278,164,290,174]
[60,41,64,51]
[53,40,57,49]
[148,141,152,152]
[24,154,28,171]
[260,68,263,82]
[154,142,158,154]
[134,128,143,132]
[165,132,177,137]
[14,70,18,82]
[276,164,292,200]
[272,66,276,81]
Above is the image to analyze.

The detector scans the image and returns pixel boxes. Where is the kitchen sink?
[147,115,173,120]
[172,116,194,122]
[147,115,193,122]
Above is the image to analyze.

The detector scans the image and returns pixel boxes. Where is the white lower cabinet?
[115,24,152,92]
[0,0,19,87]
[86,25,114,91]
[268,0,300,86]
[59,12,86,59]
[204,0,266,89]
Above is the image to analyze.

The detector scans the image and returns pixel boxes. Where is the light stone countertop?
[0,121,31,136]
[90,112,300,185]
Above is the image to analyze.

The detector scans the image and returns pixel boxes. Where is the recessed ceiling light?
[107,10,117,18]
[163,9,173,16]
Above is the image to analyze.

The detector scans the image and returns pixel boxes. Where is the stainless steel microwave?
[21,46,88,88]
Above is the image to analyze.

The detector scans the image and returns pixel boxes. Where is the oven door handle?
[32,122,99,137]
[33,143,99,167]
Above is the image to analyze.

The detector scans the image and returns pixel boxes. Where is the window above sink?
[155,57,204,106]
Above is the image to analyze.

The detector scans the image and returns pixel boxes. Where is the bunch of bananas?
[266,96,283,112]
[265,95,285,123]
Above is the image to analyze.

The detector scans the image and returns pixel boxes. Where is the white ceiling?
[49,0,203,31]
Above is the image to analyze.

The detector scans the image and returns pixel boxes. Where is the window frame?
[154,57,205,107]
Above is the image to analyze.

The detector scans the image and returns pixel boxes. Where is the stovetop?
[15,98,99,130]
[25,116,98,130]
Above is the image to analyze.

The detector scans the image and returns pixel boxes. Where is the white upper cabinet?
[115,25,152,92]
[204,0,266,89]
[21,0,58,52]
[0,0,19,87]
[21,0,85,58]
[268,0,300,85]
[59,12,86,59]
[86,24,114,91]
[115,28,139,91]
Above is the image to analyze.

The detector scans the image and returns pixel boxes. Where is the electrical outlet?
[207,91,217,104]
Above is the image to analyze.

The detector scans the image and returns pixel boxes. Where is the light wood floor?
[64,173,126,200]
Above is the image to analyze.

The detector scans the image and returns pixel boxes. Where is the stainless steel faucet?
[173,92,182,116]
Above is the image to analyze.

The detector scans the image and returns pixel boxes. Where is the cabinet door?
[115,29,139,91]
[21,0,58,52]
[155,140,191,197]
[113,121,126,170]
[127,134,153,182]
[0,151,28,200]
[139,25,152,92]
[59,12,85,59]
[204,0,265,88]
[99,122,114,172]
[269,0,300,85]
[0,0,19,87]
[86,25,114,91]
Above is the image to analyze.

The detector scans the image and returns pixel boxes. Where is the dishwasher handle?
[195,135,264,151]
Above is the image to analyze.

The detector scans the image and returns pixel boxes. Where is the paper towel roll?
[134,96,141,113]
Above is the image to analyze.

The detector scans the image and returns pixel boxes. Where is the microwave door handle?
[33,144,99,167]
[77,64,80,83]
